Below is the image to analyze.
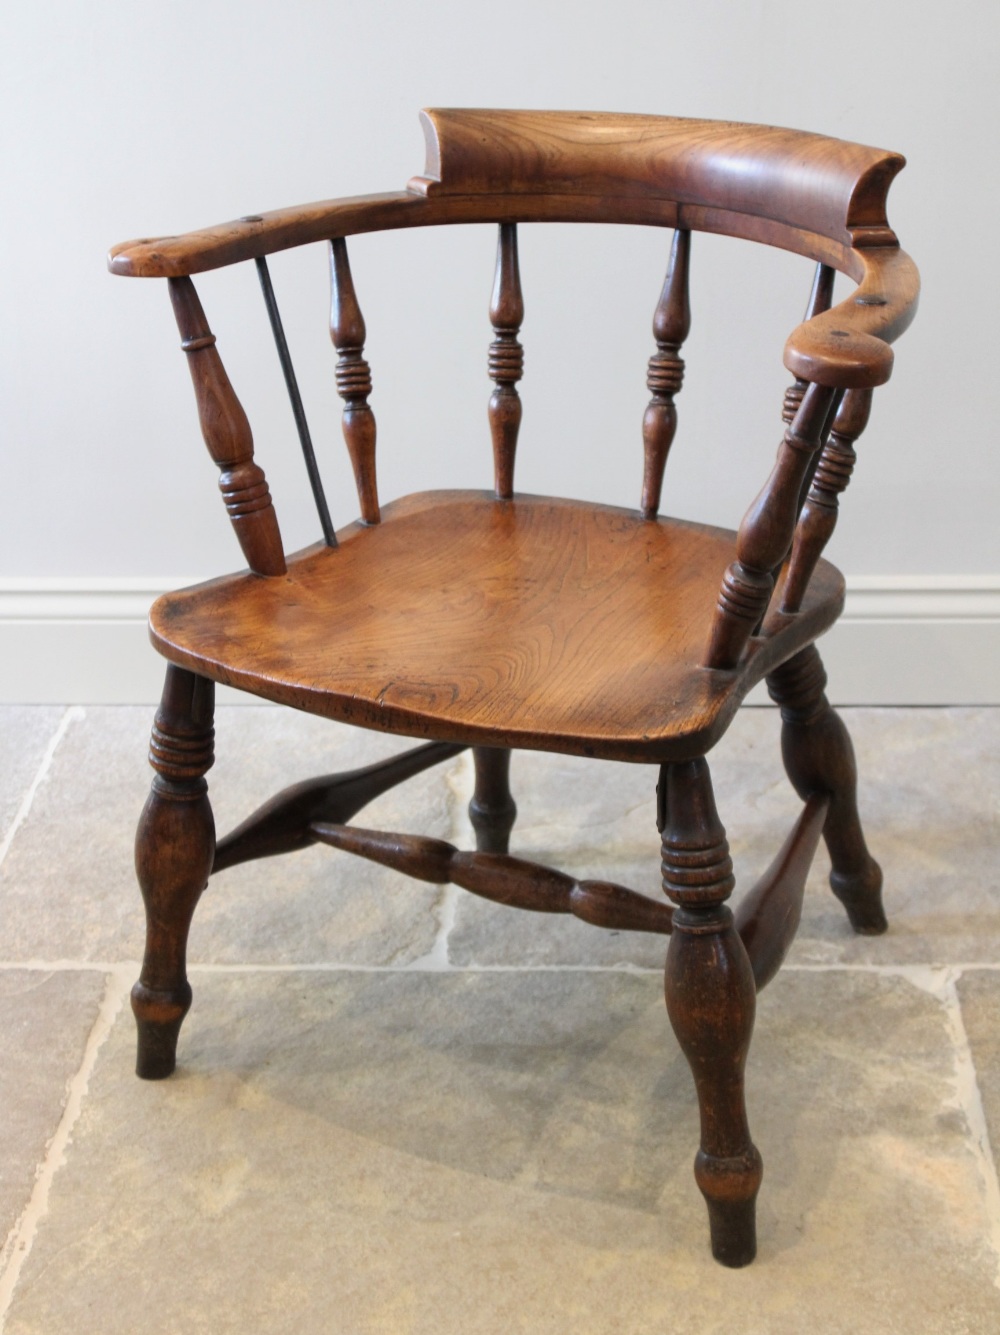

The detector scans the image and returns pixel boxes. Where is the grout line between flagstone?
[0,706,84,870]
[938,968,1000,1290]
[0,967,132,1329]
[5,959,1000,976]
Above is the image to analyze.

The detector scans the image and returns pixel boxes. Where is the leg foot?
[830,863,887,934]
[132,983,191,1079]
[660,760,763,1266]
[469,747,517,854]
[767,646,887,935]
[133,666,215,1079]
[700,1167,761,1267]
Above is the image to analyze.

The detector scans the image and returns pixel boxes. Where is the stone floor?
[0,704,998,1333]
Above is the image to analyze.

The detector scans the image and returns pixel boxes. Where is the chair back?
[109,109,918,669]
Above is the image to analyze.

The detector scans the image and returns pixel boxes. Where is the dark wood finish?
[412,110,902,247]
[110,192,917,390]
[782,388,872,613]
[329,238,380,523]
[168,277,286,576]
[660,758,762,1267]
[488,224,524,498]
[148,492,844,763]
[734,793,829,991]
[310,822,675,935]
[469,747,517,854]
[132,666,215,1079]
[804,263,836,324]
[706,382,836,670]
[110,109,918,1267]
[110,113,919,392]
[210,759,831,994]
[767,646,887,933]
[779,269,840,591]
[781,266,847,564]
[781,263,835,437]
[111,105,904,272]
[213,741,464,873]
[641,229,691,518]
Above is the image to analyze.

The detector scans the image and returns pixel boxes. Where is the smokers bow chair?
[109,110,918,1267]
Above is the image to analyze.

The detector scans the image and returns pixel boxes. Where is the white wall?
[1,0,998,702]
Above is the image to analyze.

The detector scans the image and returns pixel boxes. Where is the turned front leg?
[132,666,216,1079]
[660,758,762,1266]
[767,645,886,934]
[469,747,517,854]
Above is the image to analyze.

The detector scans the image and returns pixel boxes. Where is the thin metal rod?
[254,256,336,547]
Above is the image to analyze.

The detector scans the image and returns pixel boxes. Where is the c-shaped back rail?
[110,109,918,392]
[110,109,917,662]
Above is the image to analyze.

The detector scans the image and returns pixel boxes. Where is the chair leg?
[660,758,763,1267]
[132,665,216,1079]
[767,645,887,934]
[469,746,517,854]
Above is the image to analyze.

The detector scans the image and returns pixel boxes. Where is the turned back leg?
[469,746,517,854]
[132,665,216,1078]
[767,645,886,934]
[660,758,763,1266]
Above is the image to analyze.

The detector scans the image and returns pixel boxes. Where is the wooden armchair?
[109,109,918,1267]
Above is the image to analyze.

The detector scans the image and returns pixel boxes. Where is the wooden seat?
[152,490,844,761]
[109,108,918,1268]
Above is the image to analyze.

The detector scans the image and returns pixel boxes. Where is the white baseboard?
[1,575,998,706]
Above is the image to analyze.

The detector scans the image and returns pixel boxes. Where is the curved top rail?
[411,109,905,252]
[108,109,918,386]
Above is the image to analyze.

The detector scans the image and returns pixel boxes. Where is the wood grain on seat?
[150,490,843,762]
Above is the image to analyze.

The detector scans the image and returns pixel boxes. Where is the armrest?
[107,191,424,277]
[783,246,919,388]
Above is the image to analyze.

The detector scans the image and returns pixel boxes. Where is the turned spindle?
[213,740,464,873]
[781,388,873,613]
[641,228,691,518]
[781,263,835,429]
[488,223,524,499]
[705,381,836,670]
[660,758,762,1267]
[780,266,838,535]
[168,277,286,576]
[132,666,216,1079]
[310,822,675,935]
[330,237,380,523]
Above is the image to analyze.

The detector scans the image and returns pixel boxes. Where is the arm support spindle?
[781,265,840,539]
[168,277,285,576]
[781,388,873,613]
[705,381,836,670]
[781,264,835,429]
